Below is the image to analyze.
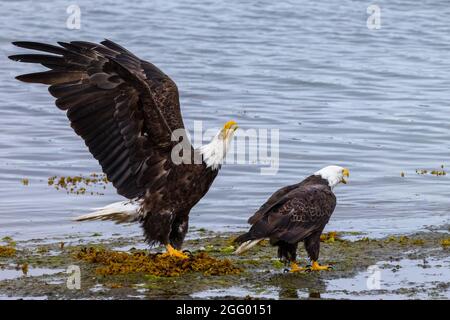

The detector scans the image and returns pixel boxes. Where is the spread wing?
[245,184,336,243]
[9,40,190,199]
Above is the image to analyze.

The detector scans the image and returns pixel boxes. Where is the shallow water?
[1,0,450,240]
[0,265,63,281]
[191,257,450,299]
[324,256,450,299]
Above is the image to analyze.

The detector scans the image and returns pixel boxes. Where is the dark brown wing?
[248,175,326,224]
[9,40,189,199]
[244,184,336,243]
[248,182,301,224]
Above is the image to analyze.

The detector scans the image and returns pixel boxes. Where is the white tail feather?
[74,200,141,223]
[234,239,263,255]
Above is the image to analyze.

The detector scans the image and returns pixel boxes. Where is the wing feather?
[244,184,336,244]
[10,40,189,199]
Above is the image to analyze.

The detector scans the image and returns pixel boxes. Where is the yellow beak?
[341,168,350,184]
[223,120,238,136]
[342,168,350,177]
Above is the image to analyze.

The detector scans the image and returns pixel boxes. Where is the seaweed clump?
[0,246,16,257]
[384,236,425,246]
[320,231,343,243]
[416,165,446,176]
[48,173,109,195]
[0,237,17,257]
[441,239,450,248]
[75,247,241,277]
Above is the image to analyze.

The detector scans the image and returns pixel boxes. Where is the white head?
[199,120,238,170]
[314,165,350,189]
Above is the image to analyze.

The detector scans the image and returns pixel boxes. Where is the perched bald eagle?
[234,166,349,272]
[9,40,238,258]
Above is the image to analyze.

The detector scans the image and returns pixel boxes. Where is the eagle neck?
[313,174,338,189]
[198,134,229,170]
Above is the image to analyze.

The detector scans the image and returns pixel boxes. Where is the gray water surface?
[1,0,450,240]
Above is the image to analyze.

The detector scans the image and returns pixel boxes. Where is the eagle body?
[141,158,219,248]
[235,175,336,262]
[9,40,236,251]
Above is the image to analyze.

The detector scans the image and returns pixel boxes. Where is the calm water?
[1,0,450,241]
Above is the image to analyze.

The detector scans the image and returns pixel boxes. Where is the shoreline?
[0,227,449,300]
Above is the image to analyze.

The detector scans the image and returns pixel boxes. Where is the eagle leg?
[288,262,307,273]
[162,244,189,259]
[307,261,333,271]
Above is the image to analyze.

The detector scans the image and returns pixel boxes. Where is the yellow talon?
[309,261,332,271]
[289,262,307,273]
[163,244,189,259]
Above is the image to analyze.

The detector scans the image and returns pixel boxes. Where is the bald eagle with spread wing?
[234,166,349,272]
[9,40,238,258]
